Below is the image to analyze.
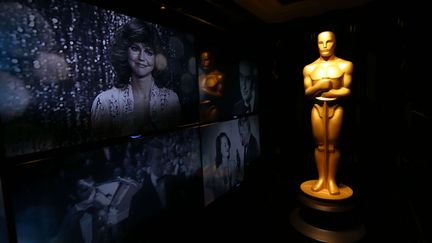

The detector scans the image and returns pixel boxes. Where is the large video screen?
[0,0,198,157]
[0,181,8,243]
[10,127,202,243]
[200,114,260,206]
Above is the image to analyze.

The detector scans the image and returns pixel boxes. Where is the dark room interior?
[1,0,431,242]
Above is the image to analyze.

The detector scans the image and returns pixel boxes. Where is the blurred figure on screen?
[127,139,186,230]
[128,140,168,225]
[198,51,225,122]
[233,60,258,116]
[49,177,109,243]
[91,19,181,138]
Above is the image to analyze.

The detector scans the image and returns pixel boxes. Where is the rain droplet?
[33,60,41,69]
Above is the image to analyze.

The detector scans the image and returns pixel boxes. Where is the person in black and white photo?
[232,60,258,116]
[238,116,259,174]
[91,19,181,138]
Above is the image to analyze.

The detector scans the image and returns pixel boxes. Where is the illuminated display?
[0,0,197,157]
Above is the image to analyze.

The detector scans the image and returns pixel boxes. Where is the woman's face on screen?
[220,136,230,158]
[128,42,155,78]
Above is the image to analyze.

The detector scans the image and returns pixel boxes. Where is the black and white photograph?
[232,59,259,117]
[200,115,260,206]
[237,115,261,173]
[0,0,198,157]
[10,127,202,243]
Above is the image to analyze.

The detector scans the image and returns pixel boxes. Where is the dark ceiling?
[233,0,375,23]
[82,0,376,33]
[82,0,263,33]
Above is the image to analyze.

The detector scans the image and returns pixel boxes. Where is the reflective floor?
[121,151,429,243]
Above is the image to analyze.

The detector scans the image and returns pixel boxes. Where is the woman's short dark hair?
[110,19,161,88]
[215,132,231,168]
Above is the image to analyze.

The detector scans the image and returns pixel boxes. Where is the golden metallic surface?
[199,51,225,122]
[199,51,224,97]
[301,180,353,200]
[302,31,353,198]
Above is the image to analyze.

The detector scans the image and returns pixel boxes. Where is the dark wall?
[2,0,431,241]
[70,1,432,241]
[260,1,431,241]
[0,1,270,242]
